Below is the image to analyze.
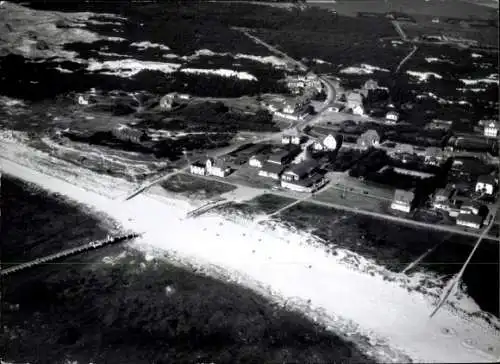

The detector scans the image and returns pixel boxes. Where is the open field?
[161,172,236,200]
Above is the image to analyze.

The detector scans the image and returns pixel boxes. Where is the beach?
[1,132,500,363]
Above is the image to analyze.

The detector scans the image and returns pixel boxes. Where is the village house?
[346,92,364,115]
[456,213,483,229]
[363,79,379,91]
[258,162,285,180]
[206,158,231,178]
[160,94,175,110]
[424,147,445,166]
[190,161,206,176]
[357,129,380,149]
[77,95,89,105]
[390,189,415,213]
[112,125,148,144]
[322,134,339,151]
[433,184,456,209]
[281,173,326,193]
[483,121,499,138]
[385,111,400,124]
[249,155,265,168]
[268,148,301,165]
[459,200,482,215]
[281,159,319,182]
[281,127,302,145]
[475,174,496,195]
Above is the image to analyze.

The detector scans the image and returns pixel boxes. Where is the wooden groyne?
[1,233,140,276]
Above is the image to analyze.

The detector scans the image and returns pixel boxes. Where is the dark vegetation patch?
[137,102,278,133]
[0,54,286,101]
[160,173,236,199]
[62,130,233,161]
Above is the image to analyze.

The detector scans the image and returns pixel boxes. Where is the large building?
[456,213,483,229]
[112,125,148,144]
[390,189,415,213]
[281,159,319,182]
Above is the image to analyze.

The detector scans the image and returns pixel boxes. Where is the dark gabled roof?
[457,213,483,224]
[191,161,205,168]
[477,174,495,184]
[285,159,319,177]
[268,149,294,163]
[260,162,285,174]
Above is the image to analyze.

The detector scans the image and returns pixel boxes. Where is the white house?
[456,213,483,229]
[77,95,89,105]
[385,111,400,124]
[484,121,499,138]
[206,158,231,177]
[249,155,265,168]
[390,189,415,213]
[352,104,365,116]
[322,134,338,150]
[475,174,496,195]
[282,127,302,145]
[190,161,206,176]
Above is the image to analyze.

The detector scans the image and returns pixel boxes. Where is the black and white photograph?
[0,0,499,362]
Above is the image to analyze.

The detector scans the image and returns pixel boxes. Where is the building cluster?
[263,72,323,121]
[159,92,191,110]
[429,174,498,229]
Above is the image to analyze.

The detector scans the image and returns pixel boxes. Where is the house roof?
[191,161,205,168]
[477,174,495,185]
[285,159,319,177]
[359,129,380,141]
[283,127,300,137]
[268,149,296,163]
[347,92,363,103]
[457,213,483,224]
[393,189,415,203]
[260,162,285,174]
[485,121,500,128]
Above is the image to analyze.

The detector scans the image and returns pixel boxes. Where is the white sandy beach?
[1,133,500,363]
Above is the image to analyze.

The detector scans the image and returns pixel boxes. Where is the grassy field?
[161,173,236,200]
